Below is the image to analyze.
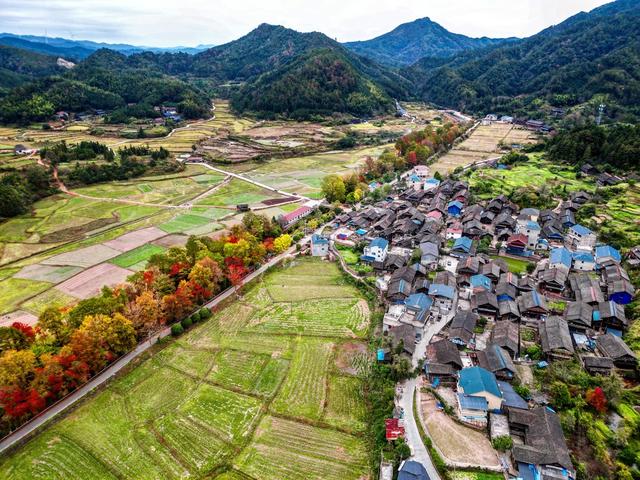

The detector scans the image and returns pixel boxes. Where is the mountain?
[0,48,210,124]
[231,48,393,118]
[0,46,66,92]
[200,24,411,117]
[0,33,211,58]
[406,0,640,119]
[344,17,512,67]
[189,24,339,81]
[0,36,93,61]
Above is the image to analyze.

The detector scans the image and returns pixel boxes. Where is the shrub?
[181,317,193,330]
[199,307,212,319]
[191,311,201,323]
[492,435,513,451]
[171,323,184,336]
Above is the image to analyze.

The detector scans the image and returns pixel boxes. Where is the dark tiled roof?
[539,316,574,355]
[509,407,574,472]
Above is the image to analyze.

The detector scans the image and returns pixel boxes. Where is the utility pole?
[596,104,605,126]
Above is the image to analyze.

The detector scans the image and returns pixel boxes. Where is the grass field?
[195,178,283,207]
[226,144,393,197]
[1,257,371,479]
[468,155,595,199]
[490,255,532,275]
[0,277,51,314]
[110,244,165,269]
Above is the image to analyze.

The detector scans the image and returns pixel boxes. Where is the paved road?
[398,316,450,480]
[0,241,301,454]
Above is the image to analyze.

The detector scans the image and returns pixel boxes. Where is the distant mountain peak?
[343,17,511,67]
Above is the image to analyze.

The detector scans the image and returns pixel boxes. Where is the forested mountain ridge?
[0,46,67,93]
[405,0,640,119]
[0,24,410,122]
[231,48,394,118]
[344,17,512,67]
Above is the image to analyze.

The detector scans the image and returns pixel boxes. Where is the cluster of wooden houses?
[332,166,638,480]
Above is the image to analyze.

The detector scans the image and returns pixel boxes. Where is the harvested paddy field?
[227,144,394,198]
[1,257,372,480]
[55,263,133,299]
[431,123,538,174]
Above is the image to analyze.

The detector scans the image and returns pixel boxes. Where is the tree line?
[0,212,296,435]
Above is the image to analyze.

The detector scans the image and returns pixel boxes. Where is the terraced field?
[1,257,372,480]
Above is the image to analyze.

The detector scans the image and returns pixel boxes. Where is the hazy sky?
[1,0,613,47]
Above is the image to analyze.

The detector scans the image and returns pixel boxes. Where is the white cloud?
[0,0,614,47]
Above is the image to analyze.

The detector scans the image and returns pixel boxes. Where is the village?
[309,160,639,480]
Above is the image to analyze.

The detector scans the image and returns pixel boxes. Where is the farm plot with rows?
[1,258,371,479]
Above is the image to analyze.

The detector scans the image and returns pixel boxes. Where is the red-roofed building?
[426,211,443,220]
[278,205,313,229]
[506,234,528,255]
[385,418,405,441]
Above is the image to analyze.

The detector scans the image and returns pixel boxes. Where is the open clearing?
[1,258,371,480]
[431,123,538,174]
[420,391,500,468]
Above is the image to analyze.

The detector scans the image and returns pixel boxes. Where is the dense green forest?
[406,0,640,120]
[231,49,392,118]
[547,123,640,172]
[0,49,211,124]
[0,46,66,94]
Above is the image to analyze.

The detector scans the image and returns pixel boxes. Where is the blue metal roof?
[452,236,472,252]
[572,251,594,262]
[311,234,329,245]
[425,178,440,185]
[571,224,592,236]
[370,237,389,249]
[497,380,528,409]
[470,274,491,290]
[406,293,433,311]
[408,174,421,182]
[428,283,455,299]
[360,255,375,262]
[457,393,488,411]
[550,247,572,268]
[355,228,367,235]
[447,200,463,209]
[526,220,541,230]
[596,245,621,262]
[459,366,502,398]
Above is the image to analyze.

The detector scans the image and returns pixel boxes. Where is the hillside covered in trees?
[547,123,640,172]
[406,0,640,120]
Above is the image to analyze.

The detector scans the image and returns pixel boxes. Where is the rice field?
[225,144,393,197]
[195,178,283,207]
[1,257,372,480]
[431,123,539,174]
[110,244,166,269]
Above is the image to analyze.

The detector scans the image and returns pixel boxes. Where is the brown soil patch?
[334,341,368,376]
[39,216,118,243]
[420,392,500,468]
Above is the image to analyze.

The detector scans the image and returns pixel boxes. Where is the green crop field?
[0,277,52,314]
[225,144,393,197]
[468,155,595,199]
[159,213,215,234]
[490,255,532,275]
[110,244,165,269]
[195,178,281,207]
[1,257,371,480]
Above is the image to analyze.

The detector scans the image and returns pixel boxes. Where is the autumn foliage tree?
[586,386,607,414]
